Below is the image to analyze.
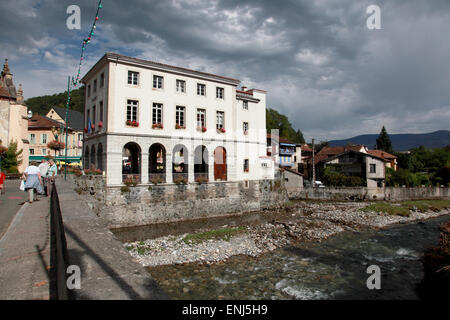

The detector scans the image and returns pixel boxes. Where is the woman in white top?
[23,161,44,201]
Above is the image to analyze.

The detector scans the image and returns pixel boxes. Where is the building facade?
[28,114,82,161]
[82,53,273,186]
[0,59,29,172]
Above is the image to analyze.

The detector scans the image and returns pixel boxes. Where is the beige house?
[0,59,29,172]
[28,114,82,159]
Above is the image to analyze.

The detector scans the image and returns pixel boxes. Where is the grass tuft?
[182,226,247,244]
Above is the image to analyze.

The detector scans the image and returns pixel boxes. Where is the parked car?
[315,181,326,188]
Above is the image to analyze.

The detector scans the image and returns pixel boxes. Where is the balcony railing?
[149,173,166,184]
[172,172,188,183]
[122,174,141,184]
[194,172,209,182]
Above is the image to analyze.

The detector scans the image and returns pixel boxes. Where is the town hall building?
[82,53,273,186]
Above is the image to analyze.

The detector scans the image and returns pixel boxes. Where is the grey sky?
[1,0,449,140]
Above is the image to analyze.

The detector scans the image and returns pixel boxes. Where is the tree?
[376,126,393,153]
[266,108,305,143]
[1,141,23,173]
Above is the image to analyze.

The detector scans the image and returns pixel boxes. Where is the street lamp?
[27,110,32,120]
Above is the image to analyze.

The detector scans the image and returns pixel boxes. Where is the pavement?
[0,181,50,300]
[0,179,29,239]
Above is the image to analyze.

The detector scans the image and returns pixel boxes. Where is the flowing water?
[147,215,449,300]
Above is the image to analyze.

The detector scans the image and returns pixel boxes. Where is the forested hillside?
[24,86,85,116]
[266,108,304,143]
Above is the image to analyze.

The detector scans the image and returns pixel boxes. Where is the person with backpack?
[38,158,50,196]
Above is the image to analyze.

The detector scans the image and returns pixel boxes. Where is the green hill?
[25,86,85,116]
[266,107,305,144]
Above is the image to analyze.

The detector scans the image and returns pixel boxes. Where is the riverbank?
[124,200,450,267]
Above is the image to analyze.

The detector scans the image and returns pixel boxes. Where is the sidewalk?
[0,194,50,300]
[0,179,28,239]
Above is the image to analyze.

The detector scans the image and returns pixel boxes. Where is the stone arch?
[172,144,189,182]
[122,142,141,183]
[214,146,227,181]
[194,145,209,182]
[149,143,166,183]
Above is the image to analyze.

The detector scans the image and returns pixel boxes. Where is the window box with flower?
[175,124,185,130]
[197,126,207,132]
[152,123,163,129]
[217,127,226,133]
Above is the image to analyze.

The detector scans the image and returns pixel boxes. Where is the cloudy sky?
[1,0,449,140]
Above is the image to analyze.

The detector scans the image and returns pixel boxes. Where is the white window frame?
[126,100,138,122]
[216,87,224,99]
[152,103,163,124]
[41,133,47,144]
[176,79,186,93]
[243,122,249,134]
[128,71,139,85]
[243,101,248,110]
[197,83,206,96]
[30,133,36,144]
[176,106,185,127]
[153,75,163,89]
[216,111,224,129]
[197,109,206,128]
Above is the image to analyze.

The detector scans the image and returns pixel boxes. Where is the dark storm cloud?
[0,0,449,139]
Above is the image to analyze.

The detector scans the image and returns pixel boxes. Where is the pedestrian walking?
[47,159,58,197]
[38,158,50,196]
[0,169,5,195]
[22,161,44,203]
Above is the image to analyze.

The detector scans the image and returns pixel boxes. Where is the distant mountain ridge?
[328,130,450,151]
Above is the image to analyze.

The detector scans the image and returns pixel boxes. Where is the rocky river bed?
[123,201,450,267]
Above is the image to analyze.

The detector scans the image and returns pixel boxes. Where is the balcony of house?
[279,147,295,155]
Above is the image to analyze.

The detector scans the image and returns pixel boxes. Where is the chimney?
[16,84,24,105]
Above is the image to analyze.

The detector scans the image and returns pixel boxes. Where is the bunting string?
[72,0,103,88]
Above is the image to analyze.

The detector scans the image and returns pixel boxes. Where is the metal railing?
[172,172,188,183]
[148,173,166,184]
[50,182,75,300]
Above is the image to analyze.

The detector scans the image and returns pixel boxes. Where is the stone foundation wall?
[67,175,288,228]
[290,186,450,201]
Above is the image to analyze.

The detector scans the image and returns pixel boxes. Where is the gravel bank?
[124,201,450,267]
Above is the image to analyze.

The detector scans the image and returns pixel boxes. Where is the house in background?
[367,150,398,171]
[45,107,84,158]
[0,59,29,172]
[321,149,388,188]
[28,114,82,163]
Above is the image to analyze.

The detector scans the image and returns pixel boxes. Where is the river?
[146,215,449,300]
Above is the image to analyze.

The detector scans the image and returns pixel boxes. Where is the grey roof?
[51,107,84,131]
[83,52,241,86]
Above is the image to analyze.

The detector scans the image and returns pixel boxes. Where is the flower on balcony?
[175,123,185,129]
[217,127,226,133]
[244,168,249,172]
[152,123,163,129]
[123,176,139,186]
[131,121,139,127]
[98,121,103,128]
[47,140,65,151]
[243,130,248,135]
[126,120,132,126]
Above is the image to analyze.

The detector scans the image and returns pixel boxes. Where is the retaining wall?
[290,186,450,201]
[68,175,288,228]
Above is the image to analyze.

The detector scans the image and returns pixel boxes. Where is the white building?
[81,53,273,186]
